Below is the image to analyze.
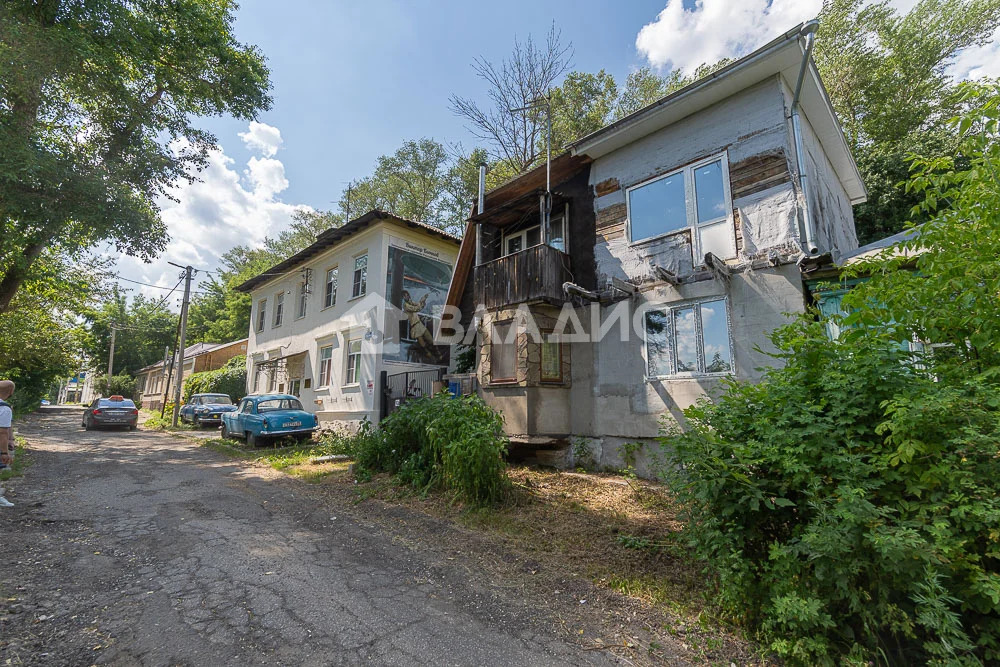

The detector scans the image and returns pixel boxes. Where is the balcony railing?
[474,244,572,310]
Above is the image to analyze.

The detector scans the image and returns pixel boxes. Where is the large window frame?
[317,345,333,387]
[351,254,367,299]
[625,153,735,262]
[643,297,735,379]
[344,338,362,386]
[272,291,284,328]
[296,282,308,319]
[256,299,267,333]
[324,266,338,309]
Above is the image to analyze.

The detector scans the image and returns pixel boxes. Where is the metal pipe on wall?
[791,20,820,256]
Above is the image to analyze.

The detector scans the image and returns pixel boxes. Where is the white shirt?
[0,405,11,429]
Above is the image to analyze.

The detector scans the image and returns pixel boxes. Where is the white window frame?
[317,345,333,387]
[272,291,284,328]
[643,297,735,379]
[344,338,362,386]
[351,254,367,299]
[625,152,735,262]
[296,281,308,319]
[501,204,569,257]
[256,298,267,333]
[323,266,338,309]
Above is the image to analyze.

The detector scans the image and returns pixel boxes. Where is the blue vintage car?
[221,394,318,446]
[179,393,238,426]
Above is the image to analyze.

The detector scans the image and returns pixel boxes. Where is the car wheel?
[84,419,91,431]
[247,431,261,447]
[129,425,137,432]
[220,424,230,439]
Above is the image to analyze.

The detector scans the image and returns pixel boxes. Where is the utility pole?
[107,325,117,380]
[170,264,194,426]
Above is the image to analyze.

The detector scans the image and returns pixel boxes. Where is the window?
[273,292,284,327]
[503,226,541,256]
[540,332,562,382]
[256,299,267,332]
[288,379,301,397]
[258,398,304,412]
[296,282,308,319]
[318,345,333,387]
[627,154,734,261]
[491,321,516,382]
[352,255,367,298]
[547,205,568,252]
[345,339,362,385]
[324,267,338,308]
[644,298,733,377]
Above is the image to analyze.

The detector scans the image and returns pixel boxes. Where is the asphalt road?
[1,408,621,666]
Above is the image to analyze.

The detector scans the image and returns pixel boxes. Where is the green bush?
[182,355,247,403]
[95,372,138,399]
[658,319,1000,664]
[354,393,509,505]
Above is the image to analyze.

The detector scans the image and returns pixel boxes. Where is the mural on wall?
[384,238,453,366]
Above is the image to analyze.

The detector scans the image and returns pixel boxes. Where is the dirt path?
[0,408,634,666]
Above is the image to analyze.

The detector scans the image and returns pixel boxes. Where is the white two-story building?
[237,210,460,428]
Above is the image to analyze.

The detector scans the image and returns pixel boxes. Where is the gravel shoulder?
[0,408,687,665]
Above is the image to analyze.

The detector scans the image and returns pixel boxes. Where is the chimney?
[477,164,486,215]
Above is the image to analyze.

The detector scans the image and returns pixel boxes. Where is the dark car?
[179,393,238,426]
[83,396,139,431]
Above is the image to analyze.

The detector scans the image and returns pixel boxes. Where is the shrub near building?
[657,83,1000,665]
[182,355,248,404]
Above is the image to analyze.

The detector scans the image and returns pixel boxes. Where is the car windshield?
[257,398,303,412]
[202,395,232,405]
[98,399,135,408]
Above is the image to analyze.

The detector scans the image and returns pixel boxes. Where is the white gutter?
[791,20,820,256]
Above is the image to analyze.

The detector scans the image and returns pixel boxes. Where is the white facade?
[244,216,459,427]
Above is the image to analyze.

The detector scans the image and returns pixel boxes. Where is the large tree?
[449,23,572,174]
[0,0,271,312]
[84,291,179,376]
[814,0,1000,243]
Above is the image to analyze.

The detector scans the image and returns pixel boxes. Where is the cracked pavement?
[0,408,624,665]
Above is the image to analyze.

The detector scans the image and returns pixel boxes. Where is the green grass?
[1,437,30,482]
[141,410,196,431]
[199,436,354,474]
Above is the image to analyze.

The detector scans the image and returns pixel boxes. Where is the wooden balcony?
[474,244,572,310]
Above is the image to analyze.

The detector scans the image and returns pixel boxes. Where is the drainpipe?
[476,164,486,266]
[791,20,820,256]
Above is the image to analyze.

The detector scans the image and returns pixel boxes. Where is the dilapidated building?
[444,22,866,473]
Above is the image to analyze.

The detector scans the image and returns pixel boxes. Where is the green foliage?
[354,393,510,506]
[814,0,1000,244]
[83,292,177,376]
[95,372,138,400]
[659,86,1000,664]
[454,343,476,374]
[0,0,271,311]
[182,355,247,403]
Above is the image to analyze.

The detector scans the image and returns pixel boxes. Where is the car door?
[235,398,253,432]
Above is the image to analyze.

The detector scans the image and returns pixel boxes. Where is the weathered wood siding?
[474,244,572,310]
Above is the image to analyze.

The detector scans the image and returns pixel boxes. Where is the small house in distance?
[445,22,866,473]
[236,210,459,429]
[136,338,248,410]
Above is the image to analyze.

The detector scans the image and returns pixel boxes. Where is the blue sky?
[116,0,1000,300]
[201,0,670,208]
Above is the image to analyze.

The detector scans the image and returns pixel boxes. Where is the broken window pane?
[701,300,732,373]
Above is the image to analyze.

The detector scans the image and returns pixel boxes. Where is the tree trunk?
[0,237,53,313]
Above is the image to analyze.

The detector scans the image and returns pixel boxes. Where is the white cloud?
[238,121,283,157]
[948,27,1000,80]
[636,0,1000,83]
[636,0,822,73]
[113,124,310,303]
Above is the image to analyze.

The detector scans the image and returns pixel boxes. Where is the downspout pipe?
[475,164,486,266]
[791,20,820,256]
[563,281,599,302]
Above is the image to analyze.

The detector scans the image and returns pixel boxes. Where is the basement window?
[644,298,733,378]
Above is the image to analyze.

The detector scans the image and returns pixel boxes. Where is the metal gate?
[379,367,446,420]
